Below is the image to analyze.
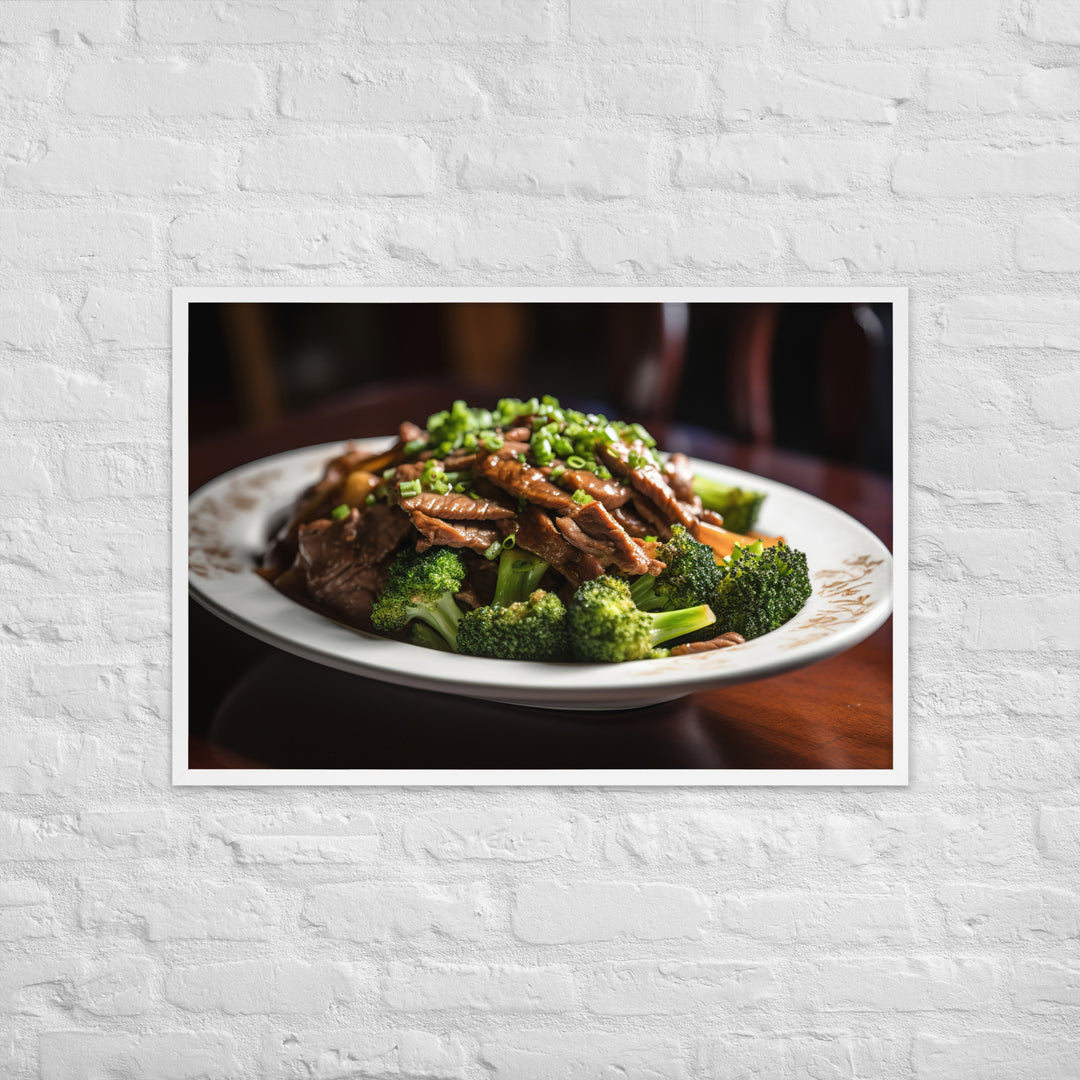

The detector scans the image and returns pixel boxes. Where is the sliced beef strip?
[475,454,577,513]
[630,494,673,541]
[663,452,697,503]
[541,465,632,509]
[514,504,604,587]
[400,491,515,520]
[700,508,725,529]
[561,499,662,576]
[295,505,408,625]
[611,503,651,538]
[411,510,502,554]
[600,441,697,530]
[554,516,615,563]
[399,420,426,445]
[503,426,532,442]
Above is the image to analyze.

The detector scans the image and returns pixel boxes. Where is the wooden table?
[188,384,893,773]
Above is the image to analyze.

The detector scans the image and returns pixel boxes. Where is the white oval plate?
[189,439,893,711]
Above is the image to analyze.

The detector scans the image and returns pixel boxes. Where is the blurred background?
[189,301,894,476]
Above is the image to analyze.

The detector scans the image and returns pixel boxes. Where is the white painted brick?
[0,437,53,494]
[65,58,264,118]
[719,60,913,123]
[0,360,166,422]
[578,216,672,276]
[926,64,1080,116]
[964,594,1080,650]
[605,810,800,866]
[495,63,586,115]
[453,136,651,199]
[166,959,364,1014]
[0,291,63,349]
[62,442,168,500]
[239,135,433,195]
[381,961,574,1012]
[913,1031,1080,1080]
[281,61,485,122]
[0,880,55,940]
[6,135,228,196]
[792,217,999,274]
[404,807,589,861]
[669,216,782,270]
[202,807,379,865]
[390,214,567,271]
[359,0,554,42]
[39,1032,241,1080]
[794,958,997,1012]
[584,960,777,1015]
[0,57,52,102]
[302,882,492,941]
[0,212,156,273]
[171,210,373,272]
[480,1030,686,1079]
[894,143,1080,197]
[0,955,155,1016]
[260,1029,467,1079]
[570,0,766,44]
[721,891,914,944]
[788,0,996,46]
[941,295,1080,350]
[914,367,1020,429]
[607,64,707,116]
[1039,806,1080,861]
[820,812,1028,868]
[1032,371,1080,429]
[1017,213,1080,272]
[136,0,346,43]
[938,884,1080,941]
[512,882,707,943]
[674,135,886,196]
[80,880,279,940]
[0,810,175,861]
[960,737,1080,791]
[1021,0,1080,45]
[697,1032,889,1079]
[1012,959,1080,1013]
[0,730,97,794]
[919,439,1080,498]
[77,288,170,349]
[0,1,126,44]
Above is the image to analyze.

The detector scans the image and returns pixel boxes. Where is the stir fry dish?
[259,396,812,662]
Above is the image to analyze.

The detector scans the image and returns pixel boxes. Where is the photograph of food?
[181,291,901,783]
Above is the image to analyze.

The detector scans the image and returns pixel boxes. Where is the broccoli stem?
[628,573,665,612]
[407,593,463,649]
[648,604,716,648]
[493,550,549,607]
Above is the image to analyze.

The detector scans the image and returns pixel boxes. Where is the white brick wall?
[1,1,1077,1077]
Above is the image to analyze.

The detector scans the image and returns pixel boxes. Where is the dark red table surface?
[189,386,894,773]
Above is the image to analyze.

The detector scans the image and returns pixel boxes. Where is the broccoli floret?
[711,540,812,640]
[370,546,466,650]
[567,576,716,663]
[411,621,454,652]
[692,475,766,535]
[457,589,568,661]
[493,547,549,607]
[629,524,720,613]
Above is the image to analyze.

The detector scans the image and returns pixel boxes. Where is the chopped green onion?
[566,454,587,469]
[398,479,422,498]
[572,488,594,506]
[382,468,396,480]
[502,533,517,550]
[365,493,377,505]
[549,465,565,482]
[517,451,528,464]
[453,482,467,493]
[483,540,502,560]
[403,438,427,456]
[594,464,612,480]
[554,436,574,457]
[644,534,658,542]
[468,491,480,500]
[330,503,350,521]
[482,432,504,450]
